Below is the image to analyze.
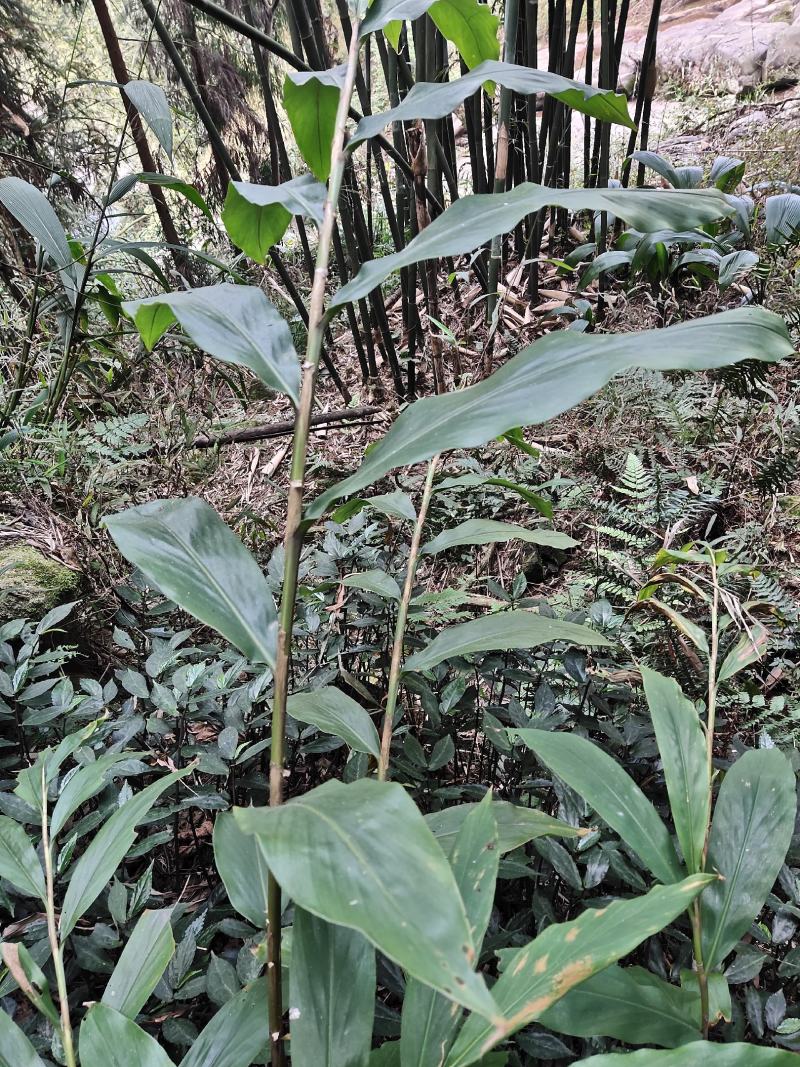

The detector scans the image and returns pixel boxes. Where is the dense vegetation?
[1,0,800,1065]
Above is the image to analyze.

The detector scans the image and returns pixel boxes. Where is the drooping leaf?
[308,308,791,517]
[426,0,499,68]
[122,283,300,402]
[538,964,701,1048]
[445,874,714,1066]
[290,908,375,1067]
[718,249,759,290]
[331,185,732,310]
[287,687,381,758]
[342,570,403,600]
[351,62,632,151]
[222,175,327,263]
[235,779,501,1023]
[579,250,633,288]
[111,173,212,218]
[405,610,611,673]
[105,497,278,668]
[709,156,745,193]
[578,1043,800,1066]
[213,813,270,928]
[701,748,796,971]
[80,1005,174,1067]
[0,816,46,901]
[332,490,417,524]
[177,979,274,1067]
[1,943,59,1028]
[426,800,584,856]
[60,767,190,937]
[0,176,78,297]
[401,795,499,1067]
[717,622,770,682]
[630,150,683,188]
[0,1008,47,1067]
[102,909,174,1019]
[641,667,709,874]
[513,728,684,885]
[421,519,576,556]
[284,67,346,182]
[765,192,800,246]
[124,80,173,159]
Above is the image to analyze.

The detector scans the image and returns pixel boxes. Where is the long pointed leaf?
[178,978,274,1067]
[213,813,270,928]
[579,1044,800,1066]
[421,520,576,555]
[102,909,174,1019]
[124,81,173,160]
[0,1008,47,1067]
[0,816,46,901]
[426,800,584,856]
[287,687,381,758]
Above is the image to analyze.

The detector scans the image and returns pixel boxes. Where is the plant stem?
[378,456,439,781]
[266,21,362,1066]
[41,768,76,1067]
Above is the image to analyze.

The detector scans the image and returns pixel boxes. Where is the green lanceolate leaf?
[213,813,270,928]
[60,767,190,937]
[122,283,300,402]
[538,964,701,1048]
[0,816,45,901]
[642,667,709,873]
[513,729,684,885]
[331,185,732,309]
[178,979,269,1067]
[421,519,576,556]
[308,308,791,516]
[287,687,381,758]
[124,80,173,159]
[79,1004,173,1067]
[718,249,759,291]
[446,874,713,1066]
[342,569,403,600]
[0,175,79,299]
[50,752,136,839]
[284,67,346,182]
[105,497,278,667]
[701,748,796,971]
[579,1044,800,1066]
[290,908,375,1067]
[351,62,632,150]
[401,795,499,1067]
[0,1009,47,1067]
[717,622,770,682]
[426,800,584,857]
[108,173,212,218]
[222,174,327,263]
[405,610,611,673]
[102,909,174,1018]
[235,779,501,1023]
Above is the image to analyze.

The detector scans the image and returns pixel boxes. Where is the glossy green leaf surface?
[446,874,713,1066]
[308,308,791,517]
[642,667,709,873]
[579,1044,800,1066]
[213,812,270,928]
[102,909,174,1019]
[290,908,375,1067]
[124,80,173,159]
[0,1009,47,1067]
[284,68,345,182]
[287,686,381,758]
[122,283,300,401]
[701,748,796,970]
[179,979,269,1067]
[235,779,501,1022]
[425,0,499,68]
[222,174,326,263]
[342,569,403,600]
[405,610,611,673]
[421,519,576,555]
[538,964,701,1047]
[513,728,684,885]
[426,800,584,856]
[106,497,278,667]
[0,815,46,901]
[79,1004,173,1067]
[331,185,731,309]
[352,62,632,149]
[60,767,190,937]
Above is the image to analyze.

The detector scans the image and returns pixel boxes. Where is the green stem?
[378,456,439,782]
[266,22,362,1066]
[41,769,76,1067]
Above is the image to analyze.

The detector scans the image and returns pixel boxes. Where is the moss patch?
[0,543,80,624]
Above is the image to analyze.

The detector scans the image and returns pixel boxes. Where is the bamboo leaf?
[179,979,269,1067]
[122,283,300,402]
[426,800,585,856]
[405,610,612,673]
[284,68,346,183]
[421,519,576,555]
[287,686,381,758]
[642,667,709,874]
[512,728,684,885]
[308,308,791,517]
[222,175,327,263]
[445,874,714,1065]
[101,909,175,1019]
[235,779,501,1022]
[213,813,270,928]
[351,62,633,150]
[124,80,173,160]
[290,908,375,1067]
[701,748,796,971]
[331,185,732,309]
[105,497,278,668]
[578,1044,800,1066]
[0,816,46,901]
[79,1004,174,1067]
[718,249,759,291]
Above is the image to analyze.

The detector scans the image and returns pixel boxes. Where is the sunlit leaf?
[284,68,346,182]
[222,175,326,263]
[124,80,173,159]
